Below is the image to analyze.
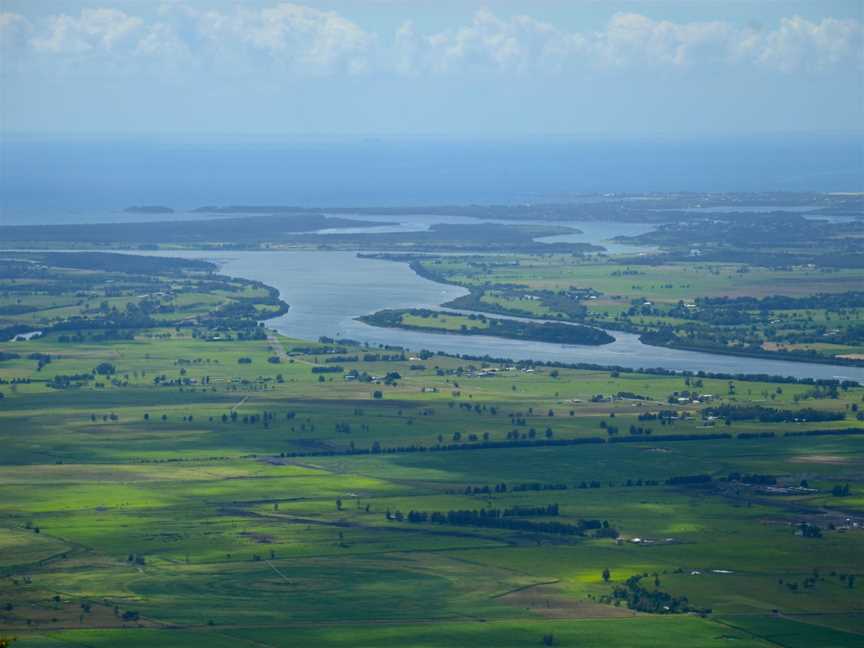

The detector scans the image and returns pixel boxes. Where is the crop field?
[2,0,862,636]
[421,256,864,300]
[404,255,864,363]
[2,329,864,647]
[1,252,863,648]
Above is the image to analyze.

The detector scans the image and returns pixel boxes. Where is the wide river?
[159,249,864,382]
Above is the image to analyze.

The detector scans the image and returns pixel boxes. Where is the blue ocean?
[1,133,861,224]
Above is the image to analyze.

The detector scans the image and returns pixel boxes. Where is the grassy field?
[407,255,864,363]
[1,253,863,647]
[421,256,864,299]
[402,311,488,332]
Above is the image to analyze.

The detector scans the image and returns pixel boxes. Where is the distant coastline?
[124,205,175,214]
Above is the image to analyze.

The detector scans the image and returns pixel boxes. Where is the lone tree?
[95,362,116,376]
[602,568,611,583]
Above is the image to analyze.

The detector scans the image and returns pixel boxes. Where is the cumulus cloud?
[145,2,375,76]
[396,9,587,76]
[5,5,862,78]
[396,10,862,75]
[596,13,735,68]
[31,8,144,54]
[244,3,374,73]
[746,16,863,72]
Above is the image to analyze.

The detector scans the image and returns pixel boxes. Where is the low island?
[124,205,175,214]
[358,308,615,346]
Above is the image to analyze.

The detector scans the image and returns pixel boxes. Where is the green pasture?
[1,256,862,647]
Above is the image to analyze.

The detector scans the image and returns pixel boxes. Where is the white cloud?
[31,8,144,54]
[596,13,735,68]
[749,16,863,72]
[249,3,374,71]
[400,11,862,75]
[395,10,587,76]
[9,5,863,78]
[157,2,375,76]
[131,20,196,76]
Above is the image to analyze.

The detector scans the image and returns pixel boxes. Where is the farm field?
[3,0,863,637]
[1,251,863,648]
[393,255,864,364]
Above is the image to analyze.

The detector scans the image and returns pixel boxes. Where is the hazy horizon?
[2,133,862,213]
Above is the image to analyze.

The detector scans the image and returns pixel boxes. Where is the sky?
[1,1,862,136]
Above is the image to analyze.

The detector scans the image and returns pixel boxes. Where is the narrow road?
[266,330,289,363]
[230,395,248,413]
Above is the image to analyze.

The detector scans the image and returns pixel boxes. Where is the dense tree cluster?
[606,575,696,614]
[386,507,615,537]
[703,404,844,423]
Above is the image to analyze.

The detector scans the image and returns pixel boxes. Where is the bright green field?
[416,255,864,361]
[1,256,863,648]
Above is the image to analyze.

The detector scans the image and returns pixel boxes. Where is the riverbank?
[375,255,864,370]
[441,288,864,369]
[152,249,864,381]
[358,308,615,347]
